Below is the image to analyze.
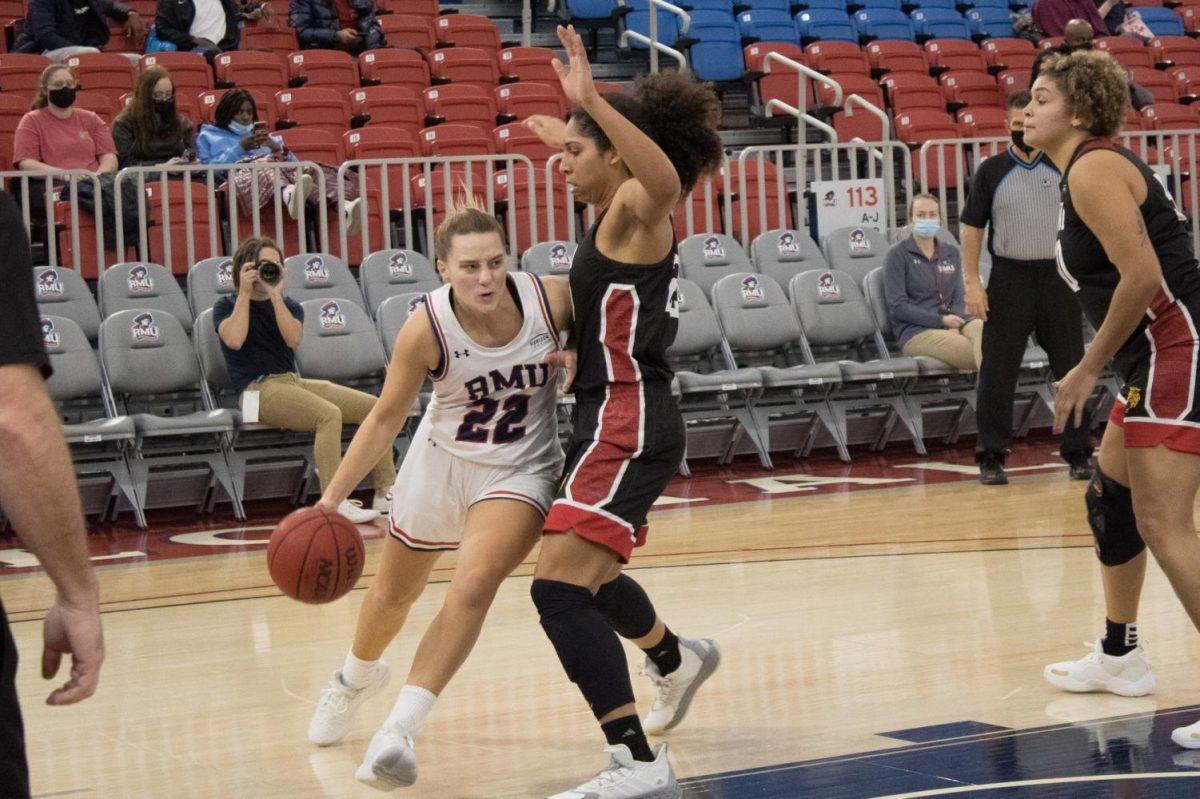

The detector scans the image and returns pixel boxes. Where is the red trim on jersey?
[1124,419,1200,455]
[389,517,458,550]
[566,286,643,507]
[423,297,449,381]
[1145,288,1199,421]
[543,502,647,564]
[529,273,560,348]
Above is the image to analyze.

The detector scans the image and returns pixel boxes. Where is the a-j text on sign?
[810,178,885,241]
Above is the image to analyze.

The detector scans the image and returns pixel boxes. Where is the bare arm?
[540,275,575,335]
[17,159,60,173]
[96,153,118,175]
[960,224,988,320]
[318,315,439,507]
[269,293,303,349]
[1069,153,1162,374]
[217,292,253,350]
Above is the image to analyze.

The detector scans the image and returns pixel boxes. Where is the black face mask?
[1011,129,1034,155]
[154,99,176,117]
[47,86,76,110]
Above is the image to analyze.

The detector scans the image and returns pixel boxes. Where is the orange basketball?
[267,506,365,604]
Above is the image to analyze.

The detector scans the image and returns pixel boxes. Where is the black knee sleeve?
[593,574,657,640]
[530,579,637,719]
[1086,466,1145,567]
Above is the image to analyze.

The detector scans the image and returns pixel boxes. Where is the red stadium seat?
[1130,66,1178,104]
[1153,35,1200,68]
[1123,107,1147,131]
[1096,37,1155,70]
[924,40,985,75]
[493,164,571,254]
[724,159,790,243]
[378,15,437,52]
[0,93,29,167]
[422,84,498,132]
[277,127,345,165]
[428,46,501,90]
[349,85,424,132]
[358,48,430,93]
[65,53,134,102]
[804,41,870,75]
[956,106,1009,137]
[815,72,885,110]
[1141,102,1200,130]
[144,179,221,275]
[102,20,140,54]
[198,88,277,128]
[344,126,419,160]
[214,51,289,95]
[240,25,298,58]
[288,49,359,93]
[434,14,502,53]
[831,105,888,142]
[275,87,352,137]
[55,200,130,280]
[896,110,961,189]
[981,38,1036,73]
[1173,65,1200,102]
[418,123,494,158]
[743,41,804,73]
[493,121,558,166]
[997,69,1032,96]
[401,0,441,19]
[139,52,213,95]
[1181,6,1200,34]
[881,72,941,109]
[74,91,117,123]
[494,83,567,121]
[865,40,927,77]
[498,47,560,86]
[940,71,1005,110]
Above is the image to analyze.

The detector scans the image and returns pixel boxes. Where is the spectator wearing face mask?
[883,193,983,372]
[958,90,1094,487]
[110,66,196,168]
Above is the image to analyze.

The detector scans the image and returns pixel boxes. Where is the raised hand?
[551,25,598,108]
[523,115,568,149]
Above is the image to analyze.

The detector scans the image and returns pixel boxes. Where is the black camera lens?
[257,259,281,285]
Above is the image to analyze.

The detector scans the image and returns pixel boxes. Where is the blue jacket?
[196,124,296,165]
[16,0,133,52]
[288,0,384,50]
[883,235,974,348]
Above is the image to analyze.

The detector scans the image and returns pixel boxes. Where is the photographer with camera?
[213,237,395,523]
[883,193,983,371]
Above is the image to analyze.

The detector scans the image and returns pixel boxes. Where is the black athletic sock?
[646,627,682,676]
[600,716,655,762]
[1102,619,1138,657]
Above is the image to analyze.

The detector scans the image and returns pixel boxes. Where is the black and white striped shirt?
[960,148,1061,261]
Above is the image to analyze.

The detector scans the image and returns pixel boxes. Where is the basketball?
[267,506,365,604]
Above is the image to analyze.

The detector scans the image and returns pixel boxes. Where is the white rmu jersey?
[417,271,563,467]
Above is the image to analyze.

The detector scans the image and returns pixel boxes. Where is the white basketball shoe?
[1044,640,1156,697]
[307,663,391,746]
[356,723,419,790]
[548,743,682,799]
[642,638,721,735]
[337,499,381,524]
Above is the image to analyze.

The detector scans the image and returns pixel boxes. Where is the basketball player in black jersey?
[1024,50,1200,746]
[523,25,724,798]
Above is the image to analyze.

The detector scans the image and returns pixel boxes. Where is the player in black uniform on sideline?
[1024,50,1200,747]
[522,24,724,799]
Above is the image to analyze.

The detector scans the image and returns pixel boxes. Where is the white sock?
[341,652,379,689]
[386,685,437,735]
[282,185,294,204]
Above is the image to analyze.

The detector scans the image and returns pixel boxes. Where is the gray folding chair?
[99,309,243,519]
[99,262,194,333]
[667,278,769,469]
[678,233,754,300]
[359,249,440,316]
[521,241,576,277]
[376,292,430,359]
[41,315,144,526]
[750,229,829,298]
[188,256,236,321]
[822,226,889,287]
[790,269,926,455]
[194,308,320,505]
[33,266,102,342]
[284,253,365,310]
[711,272,847,461]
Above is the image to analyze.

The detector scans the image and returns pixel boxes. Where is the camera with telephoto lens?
[256,259,281,286]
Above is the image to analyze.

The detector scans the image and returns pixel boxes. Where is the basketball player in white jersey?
[305,199,574,789]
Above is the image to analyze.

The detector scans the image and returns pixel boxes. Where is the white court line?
[876,772,1200,798]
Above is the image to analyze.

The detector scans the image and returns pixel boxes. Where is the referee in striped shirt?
[960,91,1094,485]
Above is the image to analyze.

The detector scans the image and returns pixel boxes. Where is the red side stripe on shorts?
[567,285,643,507]
[1146,286,1199,420]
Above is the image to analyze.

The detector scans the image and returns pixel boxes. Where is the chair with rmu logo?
[358,249,440,317]
[98,262,195,333]
[32,266,102,343]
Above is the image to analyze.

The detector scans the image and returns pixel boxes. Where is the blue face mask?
[229,120,253,137]
[914,219,941,239]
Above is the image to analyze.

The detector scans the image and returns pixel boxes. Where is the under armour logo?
[454,349,470,359]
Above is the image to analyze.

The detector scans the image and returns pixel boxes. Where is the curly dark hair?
[569,71,724,195]
[1037,51,1129,138]
[214,88,258,131]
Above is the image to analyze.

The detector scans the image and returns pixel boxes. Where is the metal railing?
[617,0,690,73]
[2,171,104,272]
[762,52,843,145]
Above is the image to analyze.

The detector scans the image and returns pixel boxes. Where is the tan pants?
[250,373,396,492]
[902,319,984,371]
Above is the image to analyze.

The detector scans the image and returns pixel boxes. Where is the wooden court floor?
[6,444,1200,798]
